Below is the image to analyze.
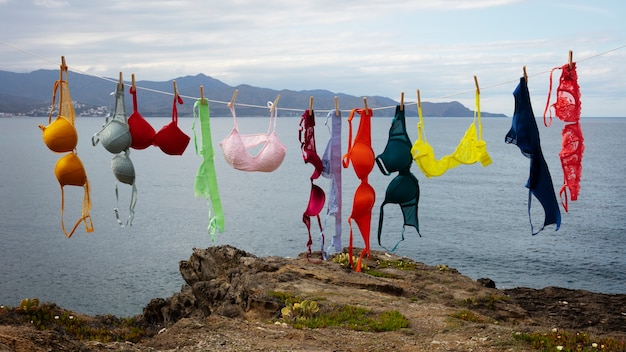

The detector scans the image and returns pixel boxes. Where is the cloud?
[34,0,68,8]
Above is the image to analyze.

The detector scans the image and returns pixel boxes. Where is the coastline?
[1,245,624,351]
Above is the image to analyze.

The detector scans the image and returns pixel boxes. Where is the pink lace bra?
[219,101,286,172]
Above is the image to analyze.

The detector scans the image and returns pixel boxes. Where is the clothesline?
[2,40,625,114]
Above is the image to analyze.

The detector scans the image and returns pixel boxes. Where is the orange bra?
[342,108,375,271]
[39,62,93,238]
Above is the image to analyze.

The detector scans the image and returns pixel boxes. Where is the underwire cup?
[377,172,420,250]
[111,152,136,185]
[39,116,78,153]
[305,183,326,218]
[128,110,156,150]
[559,122,584,205]
[94,119,132,154]
[110,150,137,227]
[348,181,375,270]
[154,121,190,155]
[55,152,87,187]
[347,141,375,180]
[554,63,581,123]
[154,94,190,155]
[54,152,94,238]
[128,86,156,150]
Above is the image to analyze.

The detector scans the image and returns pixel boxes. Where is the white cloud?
[34,0,68,8]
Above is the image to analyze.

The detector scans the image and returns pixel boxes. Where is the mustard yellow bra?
[411,92,492,177]
[39,62,93,238]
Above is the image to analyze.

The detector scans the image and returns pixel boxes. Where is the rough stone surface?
[1,245,624,351]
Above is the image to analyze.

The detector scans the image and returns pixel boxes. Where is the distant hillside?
[0,70,507,118]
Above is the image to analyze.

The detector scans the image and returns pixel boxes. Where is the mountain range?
[0,69,507,118]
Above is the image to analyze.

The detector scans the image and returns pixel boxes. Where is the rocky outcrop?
[143,246,284,325]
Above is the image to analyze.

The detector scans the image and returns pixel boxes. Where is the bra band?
[193,99,225,238]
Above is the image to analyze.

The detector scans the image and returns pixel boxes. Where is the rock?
[478,278,496,288]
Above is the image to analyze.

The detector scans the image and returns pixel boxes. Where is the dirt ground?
[1,246,624,351]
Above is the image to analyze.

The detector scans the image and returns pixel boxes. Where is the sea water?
[0,114,624,317]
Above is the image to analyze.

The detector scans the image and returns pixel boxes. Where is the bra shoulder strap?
[59,178,94,238]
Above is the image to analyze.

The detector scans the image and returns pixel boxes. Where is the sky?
[1,0,625,117]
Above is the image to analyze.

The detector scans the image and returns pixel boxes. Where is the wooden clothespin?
[417,89,421,109]
[473,75,480,95]
[523,66,528,82]
[172,80,178,98]
[309,96,314,116]
[200,85,207,105]
[270,95,281,113]
[131,73,136,92]
[400,92,405,111]
[334,96,339,115]
[228,89,238,109]
[118,72,124,90]
[363,97,368,111]
[568,50,574,69]
[59,56,67,80]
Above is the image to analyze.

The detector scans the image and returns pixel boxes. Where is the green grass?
[513,328,625,351]
[286,304,409,332]
[0,298,150,343]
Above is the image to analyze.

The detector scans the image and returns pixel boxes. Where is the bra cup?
[219,129,241,169]
[55,153,86,187]
[350,142,375,180]
[220,130,286,172]
[154,122,190,155]
[377,145,412,175]
[111,154,135,185]
[128,111,156,150]
[40,116,78,153]
[384,174,418,205]
[100,119,132,154]
[305,184,326,216]
[262,133,287,172]
[351,182,375,219]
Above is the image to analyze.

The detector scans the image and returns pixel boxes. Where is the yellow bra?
[39,60,93,238]
[411,91,492,177]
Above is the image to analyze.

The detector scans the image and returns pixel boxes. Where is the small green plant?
[332,253,369,270]
[377,259,416,271]
[513,328,626,351]
[286,303,409,332]
[450,309,491,323]
[363,269,399,279]
[5,298,150,343]
[281,300,320,321]
[435,264,449,271]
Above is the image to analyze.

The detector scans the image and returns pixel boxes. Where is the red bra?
[153,94,190,155]
[299,109,325,261]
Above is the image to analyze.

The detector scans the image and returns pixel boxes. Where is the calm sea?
[1,114,624,317]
